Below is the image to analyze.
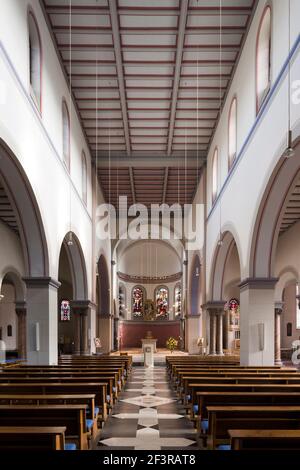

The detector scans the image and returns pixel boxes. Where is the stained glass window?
[174,284,181,317]
[60,299,71,321]
[155,286,169,319]
[132,286,143,318]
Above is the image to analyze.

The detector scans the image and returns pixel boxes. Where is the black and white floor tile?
[97,366,198,450]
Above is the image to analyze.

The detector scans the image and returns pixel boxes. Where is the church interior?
[0,0,300,453]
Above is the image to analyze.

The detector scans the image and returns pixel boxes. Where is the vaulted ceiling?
[42,0,256,206]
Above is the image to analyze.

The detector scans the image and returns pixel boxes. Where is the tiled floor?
[97,366,198,450]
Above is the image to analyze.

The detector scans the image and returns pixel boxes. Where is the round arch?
[0,139,49,276]
[209,231,242,301]
[59,232,88,300]
[0,270,25,302]
[249,140,300,279]
[97,254,110,315]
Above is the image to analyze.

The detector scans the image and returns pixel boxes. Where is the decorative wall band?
[117,271,182,284]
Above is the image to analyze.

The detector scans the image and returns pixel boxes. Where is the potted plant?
[166,336,178,353]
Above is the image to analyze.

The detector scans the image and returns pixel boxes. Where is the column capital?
[205,301,226,315]
[239,277,278,291]
[15,301,26,312]
[71,299,96,313]
[275,301,284,313]
[22,277,61,289]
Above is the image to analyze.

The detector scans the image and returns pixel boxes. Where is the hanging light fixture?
[66,231,73,246]
[283,0,295,159]
[217,0,223,247]
[67,0,73,246]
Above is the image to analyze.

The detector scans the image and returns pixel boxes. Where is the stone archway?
[207,231,241,357]
[96,254,111,353]
[243,140,300,365]
[0,271,26,359]
[0,140,54,364]
[58,232,89,355]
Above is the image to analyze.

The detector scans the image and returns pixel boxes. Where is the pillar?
[216,312,225,356]
[72,301,96,355]
[23,277,60,365]
[239,278,277,366]
[15,301,26,359]
[209,313,217,355]
[206,302,225,356]
[73,309,81,355]
[186,314,201,354]
[274,301,283,365]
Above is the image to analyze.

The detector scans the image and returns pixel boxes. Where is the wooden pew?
[0,404,89,450]
[196,391,300,423]
[0,375,116,406]
[207,405,300,449]
[0,426,66,450]
[0,393,98,433]
[0,382,108,421]
[229,429,300,450]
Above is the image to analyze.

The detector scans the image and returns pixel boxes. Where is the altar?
[141,333,157,368]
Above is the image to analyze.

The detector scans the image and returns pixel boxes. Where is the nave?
[97,366,197,450]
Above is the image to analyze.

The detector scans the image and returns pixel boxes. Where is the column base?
[275,360,283,366]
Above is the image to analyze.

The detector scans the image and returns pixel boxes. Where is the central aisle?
[97,366,198,450]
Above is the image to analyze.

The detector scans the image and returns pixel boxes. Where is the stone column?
[15,301,26,359]
[23,277,61,365]
[81,311,88,355]
[186,314,201,354]
[216,311,225,356]
[72,301,95,355]
[206,302,225,356]
[239,278,277,366]
[274,302,283,365]
[72,308,82,355]
[209,312,217,355]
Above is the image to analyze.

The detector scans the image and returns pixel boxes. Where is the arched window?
[118,283,126,318]
[7,325,12,337]
[132,286,144,318]
[28,11,42,110]
[155,286,169,319]
[212,147,218,203]
[174,284,181,317]
[256,6,271,112]
[62,100,70,170]
[228,97,237,169]
[82,151,87,205]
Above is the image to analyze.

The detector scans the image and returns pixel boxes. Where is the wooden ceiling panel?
[42,0,256,206]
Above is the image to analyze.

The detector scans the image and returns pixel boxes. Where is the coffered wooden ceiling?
[42,0,256,206]
[0,182,18,235]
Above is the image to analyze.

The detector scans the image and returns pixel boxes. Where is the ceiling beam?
[109,0,131,156]
[162,167,169,204]
[167,0,189,156]
[94,154,206,169]
[129,167,136,205]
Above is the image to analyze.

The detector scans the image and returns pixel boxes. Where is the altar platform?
[111,348,188,365]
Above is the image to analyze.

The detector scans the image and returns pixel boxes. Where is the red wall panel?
[119,321,181,348]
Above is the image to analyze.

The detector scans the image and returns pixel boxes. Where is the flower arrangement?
[166,336,178,353]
